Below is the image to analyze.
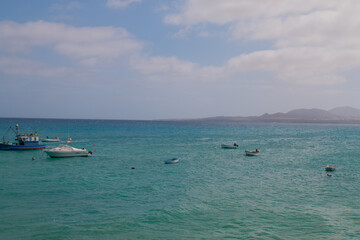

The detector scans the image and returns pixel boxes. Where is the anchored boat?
[325,165,336,171]
[221,143,239,149]
[44,144,92,158]
[245,149,259,156]
[0,124,46,150]
[41,136,60,142]
[165,157,179,164]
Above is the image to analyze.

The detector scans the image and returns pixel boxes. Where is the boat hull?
[44,150,91,158]
[245,151,259,156]
[165,158,179,164]
[41,139,60,142]
[221,144,238,149]
[325,166,336,171]
[0,143,46,150]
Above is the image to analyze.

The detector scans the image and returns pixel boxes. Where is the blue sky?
[1,0,360,120]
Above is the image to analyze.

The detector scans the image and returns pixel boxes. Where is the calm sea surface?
[0,118,359,239]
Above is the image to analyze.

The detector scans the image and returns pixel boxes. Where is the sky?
[1,0,360,120]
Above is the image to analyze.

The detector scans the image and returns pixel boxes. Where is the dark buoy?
[131,167,135,169]
[32,157,35,161]
[327,174,332,177]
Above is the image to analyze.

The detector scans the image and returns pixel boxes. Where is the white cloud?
[164,0,340,26]
[79,58,98,67]
[226,47,360,85]
[129,46,358,86]
[131,56,197,74]
[230,7,360,49]
[106,0,141,8]
[0,57,73,78]
[0,20,143,63]
[2,2,360,87]
[130,55,227,82]
[54,40,140,59]
[162,0,360,86]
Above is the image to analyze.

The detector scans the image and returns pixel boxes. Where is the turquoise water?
[0,118,360,239]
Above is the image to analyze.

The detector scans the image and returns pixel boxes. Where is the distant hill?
[328,106,360,119]
[257,108,345,121]
[164,106,360,123]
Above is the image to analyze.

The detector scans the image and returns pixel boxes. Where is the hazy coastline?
[162,106,360,124]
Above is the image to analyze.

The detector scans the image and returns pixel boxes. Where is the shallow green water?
[0,119,359,239]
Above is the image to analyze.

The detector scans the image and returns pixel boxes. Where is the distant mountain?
[165,106,360,123]
[328,106,360,119]
[198,116,250,121]
[257,108,345,121]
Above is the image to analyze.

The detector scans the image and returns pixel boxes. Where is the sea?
[0,118,359,239]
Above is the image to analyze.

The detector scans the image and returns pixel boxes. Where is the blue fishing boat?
[0,124,46,150]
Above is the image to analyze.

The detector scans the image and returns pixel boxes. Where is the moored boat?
[165,157,179,164]
[325,165,336,171]
[41,136,60,142]
[221,143,239,149]
[66,137,73,144]
[0,124,46,150]
[44,144,92,158]
[245,149,259,156]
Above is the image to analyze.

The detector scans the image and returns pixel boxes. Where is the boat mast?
[2,125,18,142]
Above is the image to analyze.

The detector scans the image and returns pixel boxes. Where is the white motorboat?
[245,150,259,156]
[165,158,179,164]
[44,144,92,158]
[41,136,60,142]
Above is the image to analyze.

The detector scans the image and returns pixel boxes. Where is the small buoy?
[131,167,135,169]
[327,174,332,177]
[32,157,35,161]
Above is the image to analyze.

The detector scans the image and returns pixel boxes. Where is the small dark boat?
[165,158,179,164]
[325,165,336,171]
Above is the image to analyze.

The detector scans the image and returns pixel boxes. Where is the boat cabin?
[16,134,39,145]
